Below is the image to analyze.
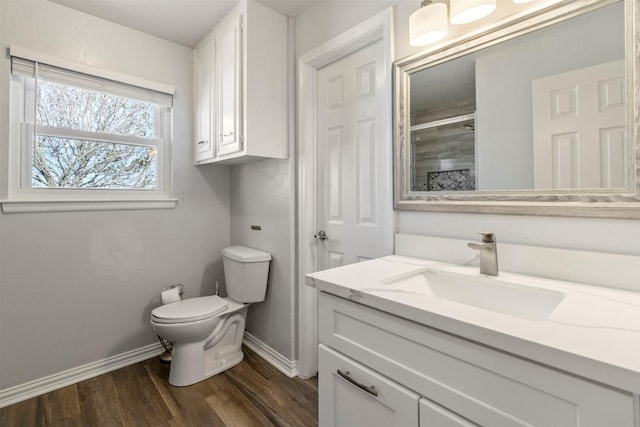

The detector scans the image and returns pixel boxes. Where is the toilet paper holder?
[163,283,184,299]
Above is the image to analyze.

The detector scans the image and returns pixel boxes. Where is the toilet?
[150,245,271,386]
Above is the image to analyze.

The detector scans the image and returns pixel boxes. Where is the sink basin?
[379,268,566,321]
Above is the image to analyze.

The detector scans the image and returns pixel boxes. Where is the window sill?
[1,198,178,213]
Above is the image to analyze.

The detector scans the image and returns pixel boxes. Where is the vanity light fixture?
[450,0,497,25]
[409,0,448,46]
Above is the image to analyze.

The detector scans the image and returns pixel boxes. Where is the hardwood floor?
[0,346,318,427]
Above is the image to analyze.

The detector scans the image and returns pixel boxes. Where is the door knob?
[314,230,328,241]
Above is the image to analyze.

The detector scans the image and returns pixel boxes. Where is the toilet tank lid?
[223,245,271,262]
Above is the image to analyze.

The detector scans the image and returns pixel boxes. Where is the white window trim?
[1,199,178,213]
[2,46,178,213]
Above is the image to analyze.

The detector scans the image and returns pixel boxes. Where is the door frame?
[297,8,394,378]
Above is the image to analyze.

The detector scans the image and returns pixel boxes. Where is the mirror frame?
[394,0,640,218]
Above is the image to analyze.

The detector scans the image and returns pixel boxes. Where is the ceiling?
[50,0,317,47]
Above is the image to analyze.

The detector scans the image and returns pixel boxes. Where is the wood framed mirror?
[394,0,640,218]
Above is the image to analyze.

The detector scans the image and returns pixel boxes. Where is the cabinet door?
[420,398,477,427]
[194,44,214,162]
[319,345,419,427]
[216,14,242,157]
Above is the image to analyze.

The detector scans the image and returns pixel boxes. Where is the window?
[5,48,176,212]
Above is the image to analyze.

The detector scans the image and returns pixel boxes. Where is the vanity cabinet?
[320,344,474,427]
[193,0,287,165]
[319,345,419,427]
[318,292,636,427]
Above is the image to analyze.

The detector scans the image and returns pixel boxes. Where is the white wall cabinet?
[193,0,287,165]
[318,292,636,427]
[193,43,214,162]
[216,14,242,157]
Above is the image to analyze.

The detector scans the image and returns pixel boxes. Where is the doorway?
[297,8,394,378]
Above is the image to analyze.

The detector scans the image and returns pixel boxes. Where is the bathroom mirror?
[394,0,640,218]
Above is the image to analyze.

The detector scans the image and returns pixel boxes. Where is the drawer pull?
[337,369,378,397]
[197,140,208,145]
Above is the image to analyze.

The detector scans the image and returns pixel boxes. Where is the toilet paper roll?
[162,287,181,304]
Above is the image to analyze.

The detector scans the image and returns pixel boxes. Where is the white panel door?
[216,14,242,157]
[532,59,625,189]
[319,345,420,427]
[316,40,387,270]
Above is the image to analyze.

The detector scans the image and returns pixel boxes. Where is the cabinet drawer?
[420,398,477,427]
[319,292,635,427]
[319,344,419,427]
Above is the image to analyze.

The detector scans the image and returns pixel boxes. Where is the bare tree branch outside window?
[33,80,158,189]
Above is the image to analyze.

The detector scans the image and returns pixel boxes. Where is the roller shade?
[11,51,174,108]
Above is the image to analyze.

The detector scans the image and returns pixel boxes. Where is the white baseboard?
[1,335,300,408]
[243,332,299,378]
[0,342,164,408]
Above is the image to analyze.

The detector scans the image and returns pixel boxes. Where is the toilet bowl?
[151,245,271,386]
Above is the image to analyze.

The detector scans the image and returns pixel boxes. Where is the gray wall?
[0,1,231,389]
[230,159,295,359]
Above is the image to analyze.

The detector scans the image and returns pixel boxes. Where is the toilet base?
[168,345,244,387]
[167,303,247,387]
[204,344,244,378]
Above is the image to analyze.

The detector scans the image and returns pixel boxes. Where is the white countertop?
[306,255,640,393]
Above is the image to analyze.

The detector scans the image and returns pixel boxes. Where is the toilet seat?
[151,296,228,324]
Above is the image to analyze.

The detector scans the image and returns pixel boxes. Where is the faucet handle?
[479,232,496,243]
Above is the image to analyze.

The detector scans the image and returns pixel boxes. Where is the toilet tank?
[222,245,271,303]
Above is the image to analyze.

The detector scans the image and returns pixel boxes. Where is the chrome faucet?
[467,232,498,276]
